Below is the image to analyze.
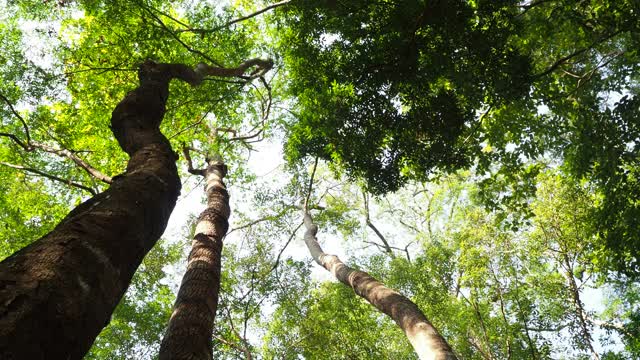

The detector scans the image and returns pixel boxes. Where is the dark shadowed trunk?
[159,154,230,360]
[0,61,203,360]
[302,209,457,360]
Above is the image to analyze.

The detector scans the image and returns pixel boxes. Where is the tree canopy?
[0,0,639,359]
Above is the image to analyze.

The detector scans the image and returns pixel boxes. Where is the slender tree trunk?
[159,157,230,360]
[302,210,457,360]
[0,61,201,360]
[562,252,600,359]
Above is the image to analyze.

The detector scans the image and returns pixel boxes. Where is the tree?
[159,148,230,360]
[301,160,455,360]
[0,60,189,359]
[0,55,271,358]
[302,207,455,360]
[277,0,640,272]
[1,0,639,358]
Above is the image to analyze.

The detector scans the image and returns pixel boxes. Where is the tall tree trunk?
[0,61,202,360]
[159,155,230,360]
[302,209,457,360]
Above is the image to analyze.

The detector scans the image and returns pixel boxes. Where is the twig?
[227,207,293,236]
[534,30,623,79]
[304,157,319,211]
[136,1,222,66]
[0,161,96,195]
[177,1,292,34]
[181,145,205,176]
[363,191,394,257]
[30,143,112,184]
[269,221,304,274]
[0,93,31,148]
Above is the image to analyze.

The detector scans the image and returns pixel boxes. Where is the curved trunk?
[159,160,230,360]
[0,61,197,359]
[302,210,457,360]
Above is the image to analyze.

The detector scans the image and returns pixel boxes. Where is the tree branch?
[0,132,30,151]
[0,92,31,147]
[30,143,112,184]
[534,30,624,79]
[363,191,395,257]
[304,157,319,211]
[269,221,304,274]
[181,145,205,176]
[177,1,292,34]
[0,161,96,195]
[136,1,223,66]
[195,58,274,79]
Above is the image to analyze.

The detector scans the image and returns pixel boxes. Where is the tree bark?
[302,210,457,360]
[159,157,230,360]
[0,60,198,360]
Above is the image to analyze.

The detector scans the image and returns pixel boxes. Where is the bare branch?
[363,191,395,257]
[195,58,274,79]
[304,157,319,211]
[269,221,304,274]
[0,161,96,195]
[136,2,223,66]
[181,145,205,176]
[0,132,30,151]
[30,143,112,184]
[177,1,292,34]
[0,92,31,147]
[534,30,624,79]
[227,207,293,236]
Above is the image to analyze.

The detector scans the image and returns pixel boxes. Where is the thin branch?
[269,221,304,274]
[0,132,30,151]
[227,207,293,236]
[403,240,416,263]
[227,77,272,143]
[150,5,191,29]
[136,1,222,66]
[30,143,112,184]
[60,65,137,78]
[1,93,111,184]
[177,1,292,34]
[0,92,31,147]
[363,191,395,257]
[534,30,623,79]
[516,0,555,17]
[462,105,492,145]
[181,145,205,176]
[304,157,319,210]
[168,84,245,140]
[0,161,96,195]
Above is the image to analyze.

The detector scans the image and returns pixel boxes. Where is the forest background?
[0,0,639,359]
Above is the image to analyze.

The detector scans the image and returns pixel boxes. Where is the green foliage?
[264,281,415,360]
[2,1,640,359]
[279,0,531,194]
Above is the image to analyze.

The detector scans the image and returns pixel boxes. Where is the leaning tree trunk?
[302,209,457,360]
[0,61,203,360]
[159,155,230,360]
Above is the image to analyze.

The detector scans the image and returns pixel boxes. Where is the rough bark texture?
[302,210,458,360]
[159,160,230,360]
[0,60,194,360]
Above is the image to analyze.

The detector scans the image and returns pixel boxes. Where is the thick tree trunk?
[159,158,230,360]
[0,61,199,360]
[302,210,457,360]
